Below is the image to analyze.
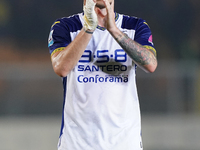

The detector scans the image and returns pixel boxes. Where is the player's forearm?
[51,28,93,77]
[109,28,157,73]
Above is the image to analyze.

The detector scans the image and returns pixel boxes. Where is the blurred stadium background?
[0,0,200,150]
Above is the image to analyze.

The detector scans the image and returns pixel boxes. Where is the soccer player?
[48,0,157,149]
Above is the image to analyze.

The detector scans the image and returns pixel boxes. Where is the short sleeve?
[134,19,156,54]
[48,19,71,55]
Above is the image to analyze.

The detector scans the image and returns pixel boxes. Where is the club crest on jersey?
[48,30,54,47]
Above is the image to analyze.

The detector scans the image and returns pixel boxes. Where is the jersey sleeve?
[48,19,72,56]
[134,19,156,55]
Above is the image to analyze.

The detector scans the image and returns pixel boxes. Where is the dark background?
[0,1,200,150]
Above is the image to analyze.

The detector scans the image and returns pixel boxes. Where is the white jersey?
[48,12,156,150]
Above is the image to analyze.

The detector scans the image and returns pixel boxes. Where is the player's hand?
[83,0,98,31]
[101,0,116,32]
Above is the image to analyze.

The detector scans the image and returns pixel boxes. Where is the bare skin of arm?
[51,0,96,77]
[51,29,93,77]
[97,0,157,73]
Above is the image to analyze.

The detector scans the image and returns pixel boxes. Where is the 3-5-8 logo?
[79,49,127,63]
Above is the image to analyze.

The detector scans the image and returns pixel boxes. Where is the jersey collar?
[97,12,119,31]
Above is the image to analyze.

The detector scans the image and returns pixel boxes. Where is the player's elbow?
[54,69,68,77]
[145,62,157,73]
[52,63,69,77]
[146,66,156,73]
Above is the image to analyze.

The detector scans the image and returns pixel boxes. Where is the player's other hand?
[83,0,98,31]
[96,0,116,32]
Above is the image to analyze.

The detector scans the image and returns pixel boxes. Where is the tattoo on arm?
[115,33,157,66]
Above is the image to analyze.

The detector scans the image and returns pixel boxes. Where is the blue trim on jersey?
[62,15,83,32]
[135,64,138,78]
[59,77,67,138]
[121,15,138,30]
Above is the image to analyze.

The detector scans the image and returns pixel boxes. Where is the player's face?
[83,0,114,9]
[95,0,114,9]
